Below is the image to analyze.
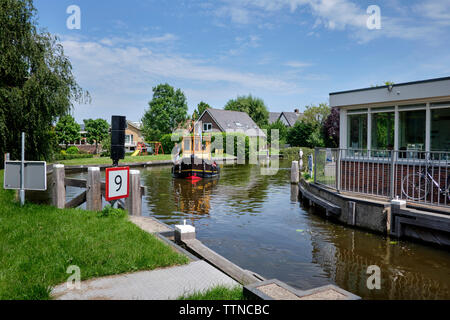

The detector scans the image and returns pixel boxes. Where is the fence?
[314,148,450,208]
[52,164,144,215]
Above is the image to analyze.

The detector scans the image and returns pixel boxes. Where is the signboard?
[3,161,47,191]
[105,167,130,201]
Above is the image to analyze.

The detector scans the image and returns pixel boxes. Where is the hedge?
[53,154,94,161]
[280,147,314,172]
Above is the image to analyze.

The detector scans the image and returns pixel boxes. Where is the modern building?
[196,108,266,137]
[329,76,450,206]
[331,77,450,153]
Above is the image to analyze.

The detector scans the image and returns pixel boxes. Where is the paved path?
[52,260,239,300]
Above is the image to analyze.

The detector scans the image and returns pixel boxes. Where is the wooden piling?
[291,161,299,184]
[86,167,102,211]
[52,164,66,209]
[126,170,142,216]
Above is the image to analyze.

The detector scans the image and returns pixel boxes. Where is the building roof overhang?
[330,76,450,108]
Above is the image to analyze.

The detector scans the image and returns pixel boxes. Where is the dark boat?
[172,133,220,180]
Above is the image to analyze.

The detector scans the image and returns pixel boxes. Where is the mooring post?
[126,170,142,216]
[52,164,66,209]
[291,161,299,184]
[86,167,102,211]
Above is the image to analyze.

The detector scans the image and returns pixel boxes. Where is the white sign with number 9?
[105,167,130,201]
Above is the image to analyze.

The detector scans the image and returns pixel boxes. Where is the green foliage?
[224,95,269,127]
[53,153,94,161]
[0,0,89,167]
[0,170,189,299]
[280,147,314,172]
[55,115,81,148]
[178,285,245,300]
[263,119,288,146]
[97,205,127,218]
[192,101,211,120]
[160,133,183,155]
[65,146,79,154]
[101,134,111,157]
[83,118,110,154]
[142,83,188,141]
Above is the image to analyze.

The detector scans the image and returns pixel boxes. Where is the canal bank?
[32,160,450,299]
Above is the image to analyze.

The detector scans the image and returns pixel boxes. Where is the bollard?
[52,164,65,209]
[299,149,303,171]
[86,167,102,211]
[174,224,196,244]
[126,170,142,216]
[291,161,299,184]
[290,184,299,202]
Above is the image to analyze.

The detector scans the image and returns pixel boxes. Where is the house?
[196,108,266,137]
[269,109,303,127]
[268,112,281,124]
[125,121,145,152]
[329,76,450,206]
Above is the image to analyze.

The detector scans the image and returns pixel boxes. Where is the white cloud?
[207,0,449,43]
[284,61,312,68]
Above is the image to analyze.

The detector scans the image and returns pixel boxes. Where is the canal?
[38,160,450,299]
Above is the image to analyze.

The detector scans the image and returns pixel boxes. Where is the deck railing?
[313,148,450,208]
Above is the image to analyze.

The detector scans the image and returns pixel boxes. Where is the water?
[36,160,450,299]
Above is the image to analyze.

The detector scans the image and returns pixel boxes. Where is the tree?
[142,83,188,141]
[55,115,81,149]
[0,0,89,166]
[287,121,319,148]
[224,95,269,128]
[303,103,331,125]
[323,107,340,148]
[263,120,288,146]
[192,101,211,121]
[83,118,110,154]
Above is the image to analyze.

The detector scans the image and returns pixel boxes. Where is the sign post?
[20,132,25,206]
[105,167,130,202]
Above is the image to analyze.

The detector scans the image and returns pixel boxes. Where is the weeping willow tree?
[0,0,89,167]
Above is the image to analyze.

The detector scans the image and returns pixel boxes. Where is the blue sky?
[34,0,450,123]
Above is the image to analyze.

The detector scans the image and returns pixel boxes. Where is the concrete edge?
[154,233,199,262]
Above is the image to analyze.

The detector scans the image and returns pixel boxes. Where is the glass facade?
[371,112,394,150]
[431,108,450,151]
[399,110,426,151]
[347,114,367,150]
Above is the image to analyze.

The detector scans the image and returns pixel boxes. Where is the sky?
[33,0,450,123]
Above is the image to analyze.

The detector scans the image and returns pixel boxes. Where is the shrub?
[97,205,127,218]
[66,146,79,154]
[280,147,314,172]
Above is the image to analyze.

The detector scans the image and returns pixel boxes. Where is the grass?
[0,170,189,300]
[178,285,245,300]
[53,153,236,166]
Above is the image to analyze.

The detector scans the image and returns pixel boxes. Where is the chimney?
[294,109,300,114]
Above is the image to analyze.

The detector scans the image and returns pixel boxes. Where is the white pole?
[20,132,25,206]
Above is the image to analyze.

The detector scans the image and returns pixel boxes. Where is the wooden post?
[86,167,102,211]
[291,161,299,184]
[126,170,142,216]
[52,164,66,209]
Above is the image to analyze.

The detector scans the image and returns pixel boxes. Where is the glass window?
[431,108,450,151]
[348,114,367,150]
[125,135,131,144]
[203,123,212,132]
[399,110,425,151]
[371,112,394,150]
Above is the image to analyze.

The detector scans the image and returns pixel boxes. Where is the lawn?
[53,153,236,166]
[178,285,245,300]
[0,170,189,300]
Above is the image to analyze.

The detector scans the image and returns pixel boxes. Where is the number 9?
[115,175,122,192]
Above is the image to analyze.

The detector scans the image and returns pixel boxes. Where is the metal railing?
[314,148,450,208]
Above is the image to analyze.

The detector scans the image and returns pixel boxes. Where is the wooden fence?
[51,164,145,215]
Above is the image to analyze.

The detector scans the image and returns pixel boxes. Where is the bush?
[160,133,180,155]
[280,147,314,172]
[66,146,79,154]
[53,153,94,161]
[97,205,127,218]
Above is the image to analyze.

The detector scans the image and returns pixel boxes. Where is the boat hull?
[172,156,220,179]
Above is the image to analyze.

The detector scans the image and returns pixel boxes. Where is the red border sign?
[105,167,130,201]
